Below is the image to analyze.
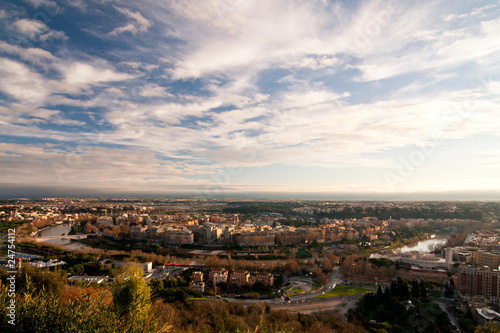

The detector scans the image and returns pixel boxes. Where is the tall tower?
[445,248,453,264]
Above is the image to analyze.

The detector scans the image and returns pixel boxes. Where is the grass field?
[310,284,321,292]
[286,287,304,296]
[312,284,372,299]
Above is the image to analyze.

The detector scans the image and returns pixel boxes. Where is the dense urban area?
[2,197,500,332]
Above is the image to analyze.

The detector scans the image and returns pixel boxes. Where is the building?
[473,251,500,268]
[233,231,275,247]
[68,275,107,284]
[130,226,146,240]
[189,281,205,293]
[476,308,500,326]
[398,252,450,270]
[458,266,500,304]
[230,270,250,286]
[97,216,113,227]
[162,229,194,245]
[275,228,324,246]
[444,247,454,264]
[192,271,204,283]
[248,272,274,286]
[29,259,66,268]
[107,260,153,274]
[210,269,228,286]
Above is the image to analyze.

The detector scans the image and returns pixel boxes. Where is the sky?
[1,0,500,200]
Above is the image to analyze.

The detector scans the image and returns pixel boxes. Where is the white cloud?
[2,0,500,195]
[13,18,48,38]
[13,18,66,40]
[0,142,212,189]
[159,0,341,79]
[0,41,55,65]
[110,6,152,35]
[0,58,50,105]
[138,84,172,98]
[0,105,60,125]
[61,62,136,85]
[353,15,500,81]
[23,0,57,8]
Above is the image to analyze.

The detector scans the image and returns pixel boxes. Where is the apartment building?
[458,266,500,304]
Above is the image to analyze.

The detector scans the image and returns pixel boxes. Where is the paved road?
[289,267,343,301]
[434,298,463,332]
[273,294,363,319]
[226,267,347,307]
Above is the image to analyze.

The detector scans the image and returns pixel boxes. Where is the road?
[273,294,363,318]
[287,267,343,301]
[434,298,463,332]
[226,267,343,303]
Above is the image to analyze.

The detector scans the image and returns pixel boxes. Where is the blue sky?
[1,0,500,199]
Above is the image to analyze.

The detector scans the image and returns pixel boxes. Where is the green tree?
[377,285,383,298]
[476,323,500,333]
[112,264,154,332]
[412,279,420,299]
[420,281,427,299]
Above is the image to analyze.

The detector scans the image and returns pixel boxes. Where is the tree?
[449,278,455,291]
[476,323,500,333]
[252,280,268,292]
[444,281,454,298]
[285,261,298,275]
[420,280,427,299]
[377,285,383,298]
[216,281,228,294]
[112,264,153,331]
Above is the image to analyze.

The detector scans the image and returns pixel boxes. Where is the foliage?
[111,264,153,330]
[163,300,367,333]
[348,277,453,333]
[0,220,24,233]
[459,309,477,332]
[149,278,203,302]
[0,266,159,333]
[476,323,500,333]
[369,258,396,268]
[1,266,68,297]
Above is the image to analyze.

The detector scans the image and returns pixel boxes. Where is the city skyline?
[1,0,500,199]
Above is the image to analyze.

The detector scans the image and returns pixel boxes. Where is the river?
[38,224,90,251]
[400,237,448,253]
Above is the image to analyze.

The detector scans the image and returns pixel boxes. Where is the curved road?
[287,267,343,301]
[225,267,345,306]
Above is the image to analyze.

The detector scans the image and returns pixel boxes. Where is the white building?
[68,275,107,284]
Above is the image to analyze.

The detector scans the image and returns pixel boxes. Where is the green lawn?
[312,284,372,299]
[310,284,321,292]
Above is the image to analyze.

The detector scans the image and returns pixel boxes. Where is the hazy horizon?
[1,1,500,198]
[1,185,499,202]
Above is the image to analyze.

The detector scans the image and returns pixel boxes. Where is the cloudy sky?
[1,0,500,199]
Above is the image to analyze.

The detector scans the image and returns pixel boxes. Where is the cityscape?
[1,197,500,332]
[2,0,500,332]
